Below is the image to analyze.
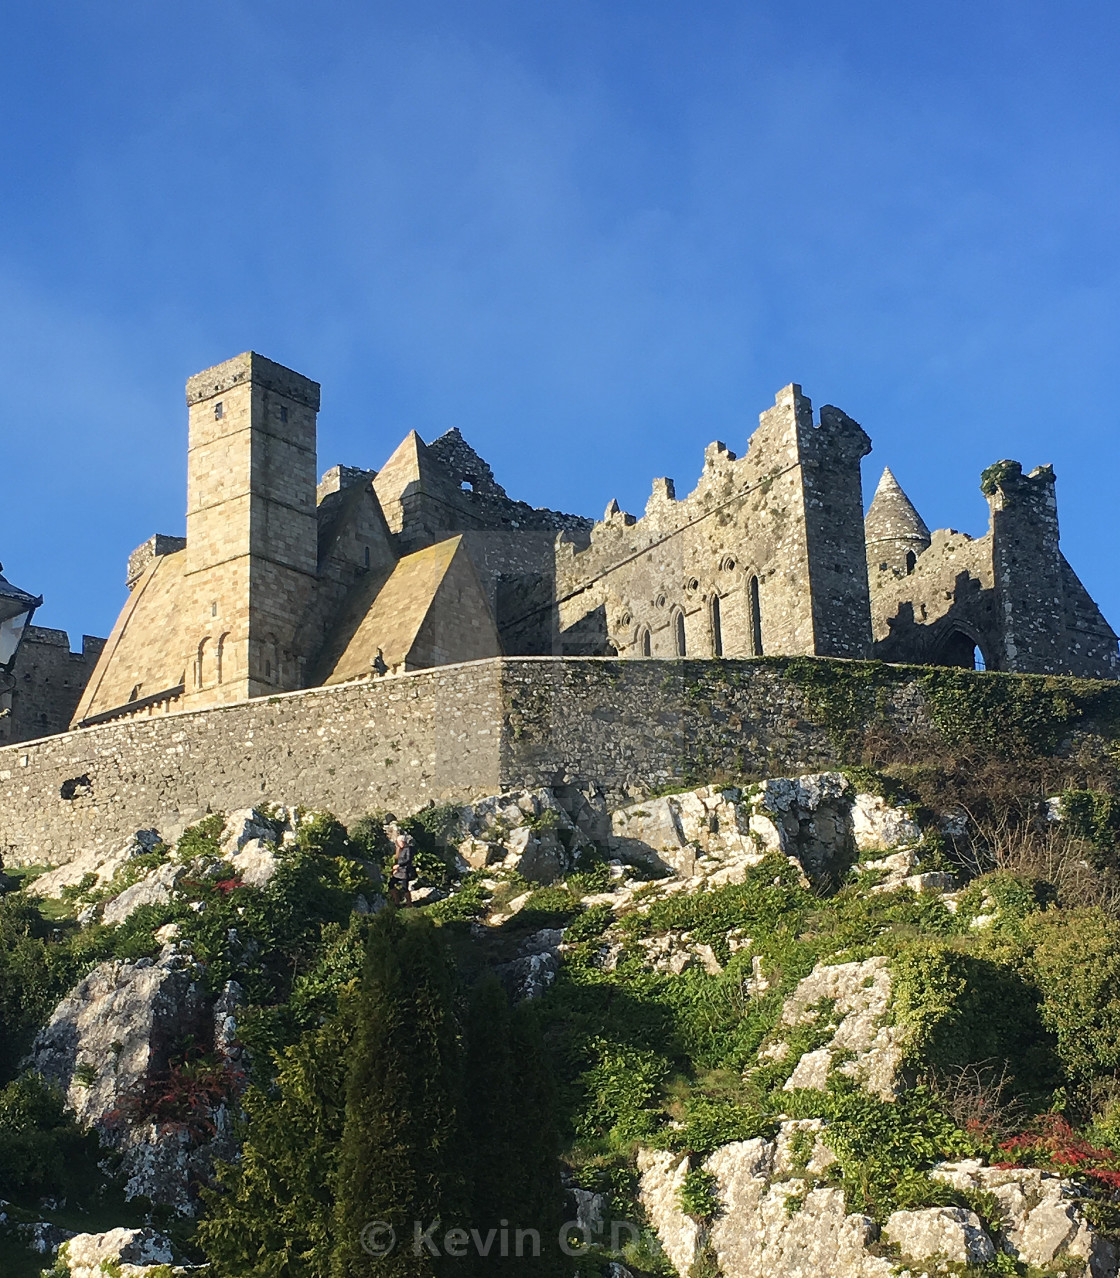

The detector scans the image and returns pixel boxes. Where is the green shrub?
[176,813,226,860]
[0,1074,95,1198]
[296,812,350,860]
[1027,908,1120,1087]
[347,812,392,864]
[563,904,614,944]
[574,1039,669,1147]
[677,1166,720,1218]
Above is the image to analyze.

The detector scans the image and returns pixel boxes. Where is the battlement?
[185,350,321,410]
[555,382,872,662]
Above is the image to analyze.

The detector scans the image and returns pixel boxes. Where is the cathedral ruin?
[10,350,1116,740]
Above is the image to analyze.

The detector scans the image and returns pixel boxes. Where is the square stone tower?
[183,352,320,707]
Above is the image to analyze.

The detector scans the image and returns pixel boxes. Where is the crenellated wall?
[554,385,872,663]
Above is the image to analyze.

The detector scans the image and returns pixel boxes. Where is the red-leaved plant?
[104,1053,246,1145]
[998,1115,1120,1192]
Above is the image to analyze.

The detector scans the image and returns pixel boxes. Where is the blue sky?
[3,1,1119,643]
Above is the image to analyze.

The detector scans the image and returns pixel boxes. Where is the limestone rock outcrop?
[30,940,240,1213]
[638,1125,898,1278]
[452,788,596,883]
[30,828,165,898]
[607,775,937,893]
[933,1159,1119,1276]
[767,956,905,1101]
[882,1206,995,1267]
[54,1226,175,1277]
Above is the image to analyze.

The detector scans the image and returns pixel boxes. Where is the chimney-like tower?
[183,352,320,706]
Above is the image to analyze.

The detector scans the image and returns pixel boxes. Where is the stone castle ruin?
[11,349,1118,740]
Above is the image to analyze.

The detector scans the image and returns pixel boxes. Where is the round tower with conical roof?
[865,467,931,577]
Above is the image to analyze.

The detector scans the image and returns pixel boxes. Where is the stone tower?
[865,467,932,576]
[983,460,1069,675]
[183,352,321,707]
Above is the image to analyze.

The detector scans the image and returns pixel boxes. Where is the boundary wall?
[0,655,1092,867]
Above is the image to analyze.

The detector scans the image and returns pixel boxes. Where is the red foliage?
[104,1056,246,1145]
[213,878,241,895]
[998,1115,1120,1191]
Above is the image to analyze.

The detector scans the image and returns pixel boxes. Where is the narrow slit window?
[710,595,723,657]
[674,610,687,657]
[748,576,763,656]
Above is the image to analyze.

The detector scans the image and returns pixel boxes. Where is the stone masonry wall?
[553,385,872,663]
[0,662,504,867]
[2,655,1114,869]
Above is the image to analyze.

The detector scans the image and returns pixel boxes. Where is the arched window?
[938,629,988,671]
[216,632,229,684]
[638,626,651,657]
[196,637,209,688]
[905,550,917,574]
[709,595,723,657]
[673,610,687,657]
[748,576,763,656]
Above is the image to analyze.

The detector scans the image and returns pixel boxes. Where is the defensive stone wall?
[1,657,1116,868]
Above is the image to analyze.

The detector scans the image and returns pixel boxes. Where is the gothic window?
[673,610,687,657]
[905,550,916,574]
[638,626,652,657]
[196,637,209,688]
[710,594,723,657]
[748,576,763,656]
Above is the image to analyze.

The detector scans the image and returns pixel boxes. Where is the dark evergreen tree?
[198,996,357,1277]
[331,910,463,1278]
[461,976,566,1275]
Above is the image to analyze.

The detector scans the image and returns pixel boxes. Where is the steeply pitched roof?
[372,431,452,534]
[320,535,499,682]
[865,467,931,545]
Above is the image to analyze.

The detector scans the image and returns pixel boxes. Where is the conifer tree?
[461,976,566,1275]
[330,910,463,1278]
[198,996,356,1278]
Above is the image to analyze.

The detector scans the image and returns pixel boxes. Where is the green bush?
[677,1166,720,1218]
[0,1074,95,1198]
[1027,908,1120,1087]
[347,812,392,864]
[176,813,226,860]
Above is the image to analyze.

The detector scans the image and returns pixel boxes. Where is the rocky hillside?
[3,746,1120,1276]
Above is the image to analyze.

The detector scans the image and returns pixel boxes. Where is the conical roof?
[865,467,931,545]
